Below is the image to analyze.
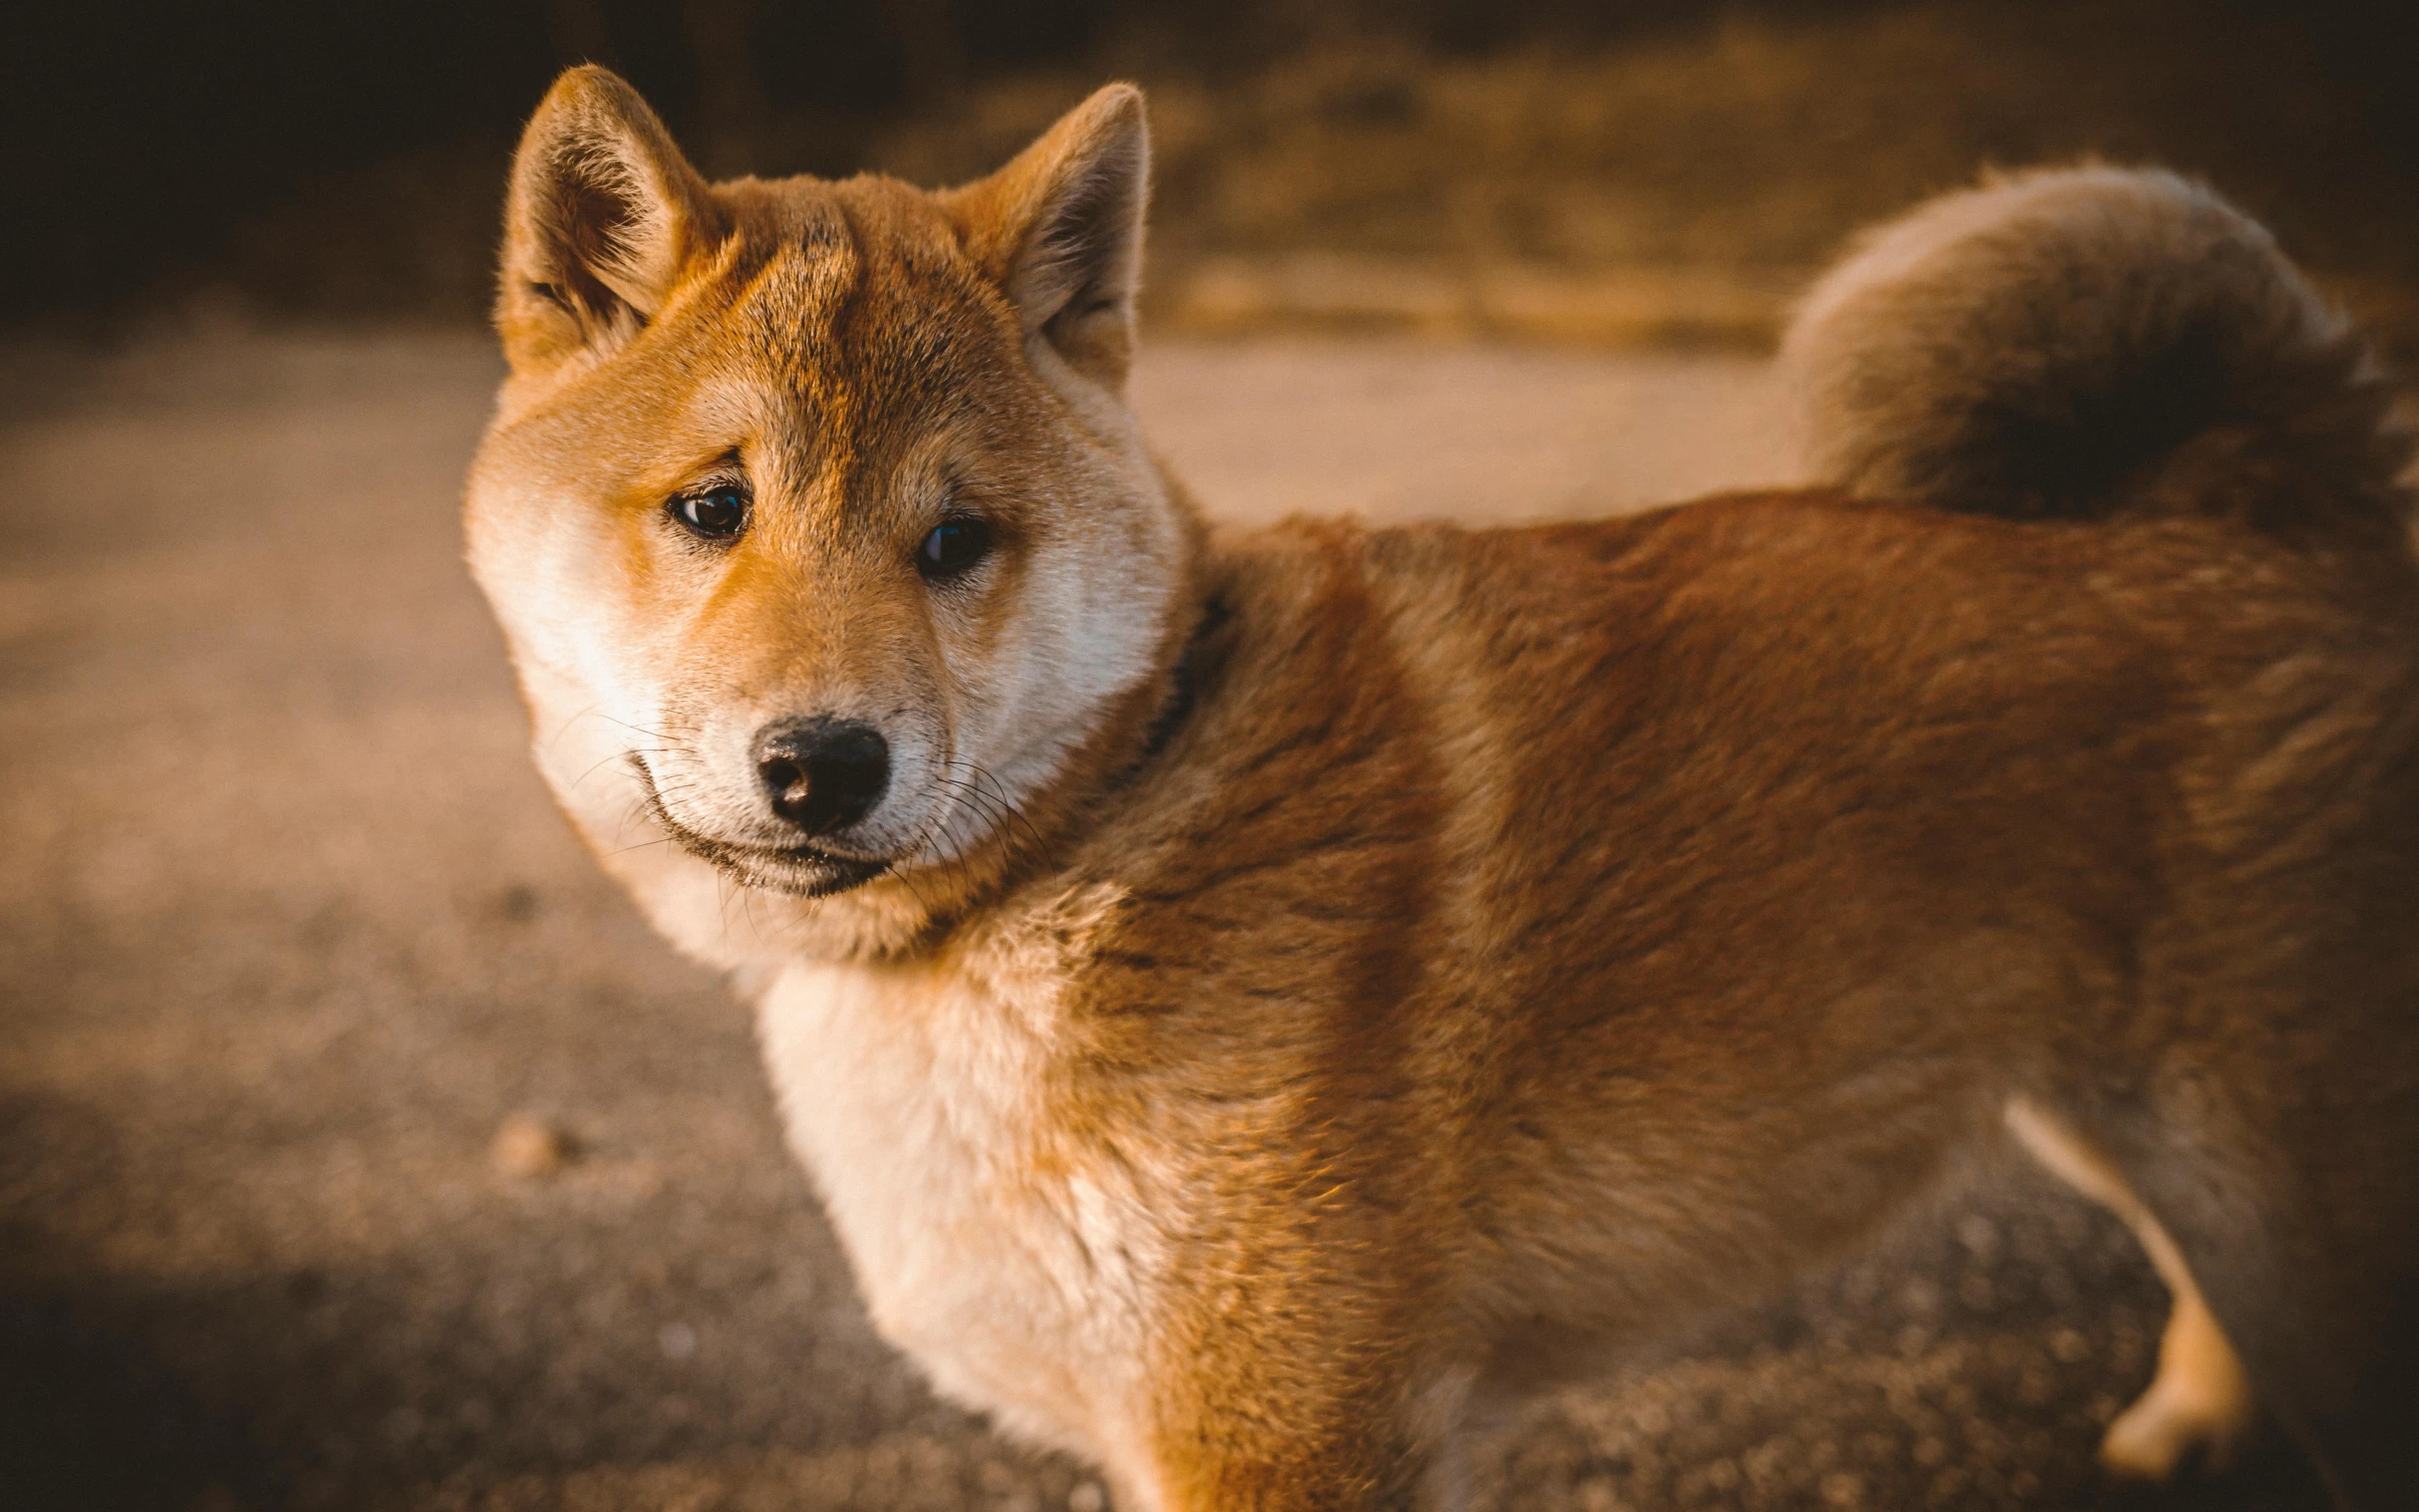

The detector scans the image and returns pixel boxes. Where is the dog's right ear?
[496,66,720,373]
[947,84,1151,393]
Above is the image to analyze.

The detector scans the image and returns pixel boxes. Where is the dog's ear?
[950,84,1150,392]
[497,66,720,373]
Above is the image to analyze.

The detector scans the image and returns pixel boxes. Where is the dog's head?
[465,69,1197,958]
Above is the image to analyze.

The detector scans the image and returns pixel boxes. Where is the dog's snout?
[755,720,890,836]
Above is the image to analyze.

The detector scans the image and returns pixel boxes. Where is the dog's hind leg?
[2009,1081,2419,1510]
[2003,1096,2257,1480]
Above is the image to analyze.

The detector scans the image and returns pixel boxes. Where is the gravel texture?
[0,332,2333,1511]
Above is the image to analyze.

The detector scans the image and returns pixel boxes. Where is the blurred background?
[9,0,2419,345]
[4,4,2413,1510]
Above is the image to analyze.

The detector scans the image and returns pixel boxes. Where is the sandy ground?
[0,332,2335,1512]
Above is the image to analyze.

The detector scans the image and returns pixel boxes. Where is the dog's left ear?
[496,66,721,373]
[950,84,1150,392]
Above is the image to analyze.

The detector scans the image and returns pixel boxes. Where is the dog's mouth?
[692,838,890,898]
[629,757,892,898]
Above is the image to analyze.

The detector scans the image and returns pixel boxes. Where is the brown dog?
[464,68,2419,1510]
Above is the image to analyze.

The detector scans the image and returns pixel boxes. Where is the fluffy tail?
[1783,164,2411,540]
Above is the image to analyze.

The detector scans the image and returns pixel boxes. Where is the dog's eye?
[918,517,994,582]
[669,484,749,540]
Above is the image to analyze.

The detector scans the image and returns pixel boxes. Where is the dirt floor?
[0,332,2339,1511]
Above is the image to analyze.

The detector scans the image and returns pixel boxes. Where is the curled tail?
[1783,164,2412,541]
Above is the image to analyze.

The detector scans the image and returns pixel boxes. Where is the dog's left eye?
[918,517,994,582]
[669,484,749,540]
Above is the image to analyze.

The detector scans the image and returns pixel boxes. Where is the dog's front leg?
[1134,1424,1435,1512]
[1125,1357,1469,1512]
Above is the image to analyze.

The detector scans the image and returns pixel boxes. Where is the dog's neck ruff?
[1113,593,1225,793]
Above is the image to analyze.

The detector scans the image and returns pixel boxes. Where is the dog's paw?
[2099,1389,2245,1480]
[2097,1311,2257,1482]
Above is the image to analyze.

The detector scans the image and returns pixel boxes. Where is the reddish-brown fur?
[466,70,2419,1510]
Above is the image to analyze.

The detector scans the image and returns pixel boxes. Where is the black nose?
[754,719,890,836]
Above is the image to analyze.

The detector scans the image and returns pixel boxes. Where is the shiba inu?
[464,66,2419,1510]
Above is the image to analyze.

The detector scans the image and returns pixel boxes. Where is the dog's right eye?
[918,516,994,582]
[668,484,749,540]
